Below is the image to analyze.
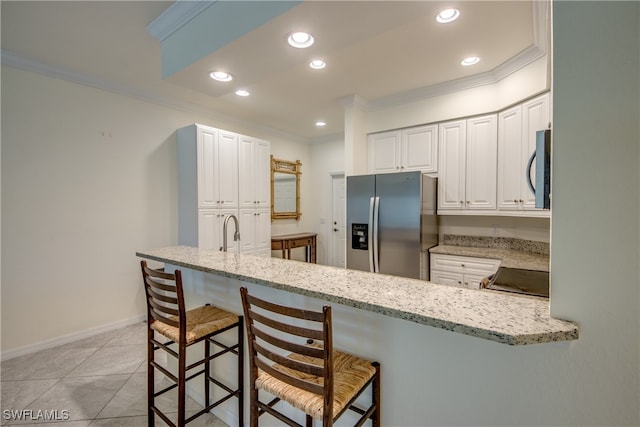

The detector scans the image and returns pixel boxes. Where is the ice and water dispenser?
[351,223,368,250]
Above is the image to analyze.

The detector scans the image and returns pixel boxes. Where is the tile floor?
[1,322,228,426]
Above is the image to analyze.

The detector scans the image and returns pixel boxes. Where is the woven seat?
[151,305,239,345]
[140,261,244,427]
[240,287,381,427]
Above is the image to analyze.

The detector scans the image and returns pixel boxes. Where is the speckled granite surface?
[136,246,578,346]
[430,235,550,271]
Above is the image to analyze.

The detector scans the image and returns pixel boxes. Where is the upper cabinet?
[368,124,438,174]
[192,126,238,209]
[497,93,550,216]
[438,115,498,213]
[239,136,270,209]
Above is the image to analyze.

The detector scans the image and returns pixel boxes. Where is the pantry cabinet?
[178,123,271,256]
[497,93,550,216]
[368,124,438,174]
[430,254,501,289]
[438,115,498,213]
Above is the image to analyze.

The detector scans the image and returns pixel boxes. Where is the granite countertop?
[136,246,578,346]
[429,235,550,271]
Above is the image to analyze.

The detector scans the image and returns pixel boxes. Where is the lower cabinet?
[196,209,240,253]
[430,254,501,289]
[239,208,271,256]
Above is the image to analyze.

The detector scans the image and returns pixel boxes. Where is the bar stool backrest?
[140,261,186,342]
[240,287,334,423]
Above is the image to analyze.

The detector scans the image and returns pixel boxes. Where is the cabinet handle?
[461,264,465,267]
[513,199,518,203]
[519,199,524,203]
[460,201,464,204]
[457,281,462,284]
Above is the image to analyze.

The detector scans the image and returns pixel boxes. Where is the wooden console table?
[271,232,317,263]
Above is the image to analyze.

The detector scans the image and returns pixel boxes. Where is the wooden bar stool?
[239,287,381,427]
[140,261,244,427]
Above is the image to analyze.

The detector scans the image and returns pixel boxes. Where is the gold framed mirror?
[271,155,301,220]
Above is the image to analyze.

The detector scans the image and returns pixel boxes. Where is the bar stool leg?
[205,337,211,413]
[236,319,244,427]
[372,362,381,427]
[147,327,155,427]
[178,343,187,426]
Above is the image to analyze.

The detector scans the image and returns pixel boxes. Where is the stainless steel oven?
[482,267,549,298]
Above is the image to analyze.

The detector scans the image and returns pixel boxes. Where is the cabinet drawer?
[289,238,314,248]
[431,254,500,274]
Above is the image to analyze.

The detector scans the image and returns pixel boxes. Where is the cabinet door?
[402,124,438,173]
[430,270,464,287]
[197,209,218,250]
[197,127,218,208]
[521,93,550,210]
[497,106,523,210]
[217,131,239,208]
[368,131,400,174]
[466,115,497,210]
[462,273,488,290]
[254,209,271,250]
[438,120,466,210]
[238,209,256,253]
[238,137,256,208]
[254,139,271,208]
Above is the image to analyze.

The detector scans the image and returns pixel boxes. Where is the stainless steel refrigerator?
[346,171,438,280]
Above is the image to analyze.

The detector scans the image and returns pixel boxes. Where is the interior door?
[330,174,346,268]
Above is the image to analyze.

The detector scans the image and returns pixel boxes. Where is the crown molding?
[1,49,310,145]
[146,1,216,42]
[369,0,549,111]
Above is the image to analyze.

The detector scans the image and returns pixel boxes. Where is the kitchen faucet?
[222,214,240,252]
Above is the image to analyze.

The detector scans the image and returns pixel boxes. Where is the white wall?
[268,136,313,261]
[549,1,639,424]
[0,66,305,355]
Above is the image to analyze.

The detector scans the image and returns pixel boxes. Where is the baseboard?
[1,314,146,361]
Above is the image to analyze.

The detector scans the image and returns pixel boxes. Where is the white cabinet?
[438,115,498,213]
[497,93,550,216]
[368,124,438,174]
[430,254,501,289]
[239,136,270,209]
[238,135,271,256]
[178,124,270,255]
[197,208,240,252]
[238,208,270,255]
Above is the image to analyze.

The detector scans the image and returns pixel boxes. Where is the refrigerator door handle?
[526,151,536,195]
[373,196,380,273]
[368,197,375,272]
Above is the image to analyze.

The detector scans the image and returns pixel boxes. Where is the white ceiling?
[1,1,542,142]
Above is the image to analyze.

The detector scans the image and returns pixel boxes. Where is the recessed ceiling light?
[461,56,480,66]
[209,71,233,82]
[287,31,314,48]
[315,121,326,127]
[235,89,250,97]
[309,59,326,70]
[436,8,460,23]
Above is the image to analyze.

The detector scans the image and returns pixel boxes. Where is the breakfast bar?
[136,246,577,346]
[137,245,579,426]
